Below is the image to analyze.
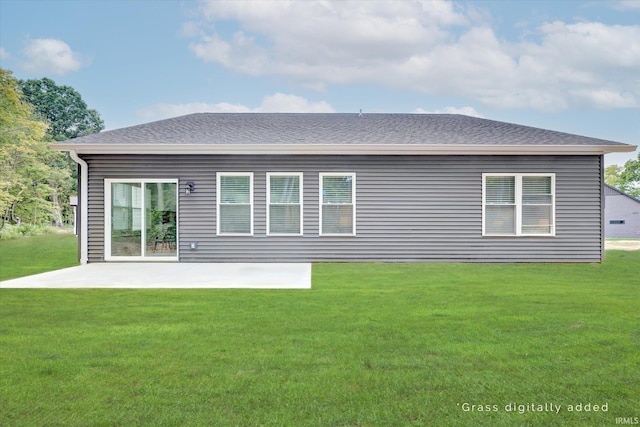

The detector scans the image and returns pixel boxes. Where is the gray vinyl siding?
[82,154,603,263]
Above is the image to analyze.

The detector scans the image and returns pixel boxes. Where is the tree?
[605,153,640,198]
[0,68,56,228]
[19,77,104,141]
[605,164,625,190]
[18,77,105,227]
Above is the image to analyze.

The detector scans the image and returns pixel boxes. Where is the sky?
[1,0,638,166]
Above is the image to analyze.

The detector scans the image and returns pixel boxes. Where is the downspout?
[69,150,88,265]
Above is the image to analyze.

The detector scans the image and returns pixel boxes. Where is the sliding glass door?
[106,180,178,260]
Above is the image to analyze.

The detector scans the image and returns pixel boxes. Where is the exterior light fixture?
[186,181,195,194]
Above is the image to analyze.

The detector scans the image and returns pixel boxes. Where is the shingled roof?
[52,113,636,155]
[605,184,640,202]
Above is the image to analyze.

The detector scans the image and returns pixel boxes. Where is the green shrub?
[0,223,65,239]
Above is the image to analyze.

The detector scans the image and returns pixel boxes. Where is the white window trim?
[482,173,556,237]
[266,172,303,236]
[216,172,254,236]
[319,172,356,237]
[104,178,179,261]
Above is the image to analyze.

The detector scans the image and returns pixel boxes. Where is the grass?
[0,233,78,281]
[0,237,638,426]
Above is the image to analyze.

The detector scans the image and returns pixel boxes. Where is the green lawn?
[0,237,638,426]
[0,233,78,281]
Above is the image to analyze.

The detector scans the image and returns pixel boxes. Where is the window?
[267,173,303,235]
[609,220,625,225]
[483,173,555,236]
[320,173,356,236]
[217,173,253,235]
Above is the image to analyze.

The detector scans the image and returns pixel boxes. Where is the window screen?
[268,174,302,235]
[321,174,355,235]
[522,176,553,234]
[485,176,516,235]
[218,174,252,235]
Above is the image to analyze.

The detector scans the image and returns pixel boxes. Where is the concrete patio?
[0,263,312,289]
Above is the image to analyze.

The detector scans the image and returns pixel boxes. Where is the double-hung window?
[320,173,356,236]
[483,173,555,236]
[267,173,303,235]
[217,173,253,235]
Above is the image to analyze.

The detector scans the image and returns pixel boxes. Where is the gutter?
[51,143,637,156]
[69,150,88,265]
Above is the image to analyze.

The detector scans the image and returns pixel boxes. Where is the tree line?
[1,67,104,232]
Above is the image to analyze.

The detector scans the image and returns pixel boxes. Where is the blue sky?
[1,0,638,165]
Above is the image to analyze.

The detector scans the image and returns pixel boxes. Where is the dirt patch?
[605,240,640,251]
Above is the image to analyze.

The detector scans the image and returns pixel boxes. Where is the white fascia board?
[50,143,637,156]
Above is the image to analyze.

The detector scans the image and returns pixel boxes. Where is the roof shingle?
[52,113,636,155]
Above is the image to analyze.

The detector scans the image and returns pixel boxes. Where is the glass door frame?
[104,178,179,262]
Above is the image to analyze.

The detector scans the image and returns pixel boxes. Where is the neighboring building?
[52,113,636,264]
[69,195,78,235]
[605,184,640,238]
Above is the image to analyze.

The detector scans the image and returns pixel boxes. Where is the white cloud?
[510,21,640,110]
[610,0,640,10]
[533,22,640,71]
[136,102,252,119]
[255,93,335,113]
[190,32,268,75]
[21,38,89,75]
[188,0,467,84]
[414,106,484,117]
[186,0,640,112]
[136,93,335,121]
[569,89,637,109]
[0,47,9,60]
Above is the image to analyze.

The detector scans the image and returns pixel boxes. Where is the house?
[605,184,640,238]
[51,113,636,264]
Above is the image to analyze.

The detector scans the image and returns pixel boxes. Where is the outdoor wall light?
[185,181,195,195]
